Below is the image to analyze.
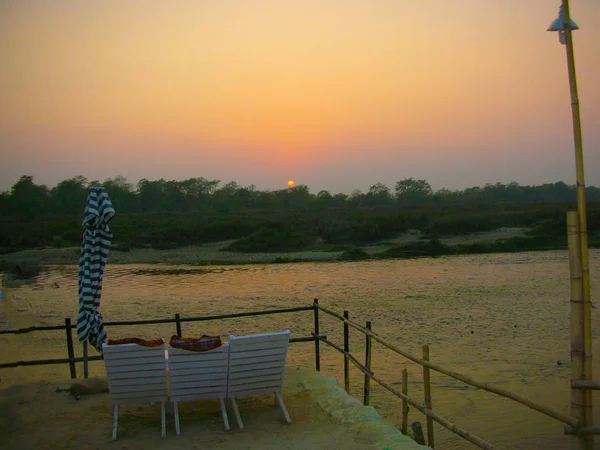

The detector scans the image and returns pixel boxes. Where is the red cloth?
[106,337,164,347]
[169,334,222,352]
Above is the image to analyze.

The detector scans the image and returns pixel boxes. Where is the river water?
[2,249,600,449]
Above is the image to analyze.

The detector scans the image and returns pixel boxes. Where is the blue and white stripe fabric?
[77,186,115,352]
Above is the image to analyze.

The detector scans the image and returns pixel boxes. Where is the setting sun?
[287,180,295,188]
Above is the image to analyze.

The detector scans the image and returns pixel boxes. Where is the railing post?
[402,368,409,435]
[83,341,89,378]
[363,321,372,405]
[344,310,350,393]
[65,318,76,379]
[412,422,426,445]
[423,344,435,448]
[175,313,182,337]
[313,298,320,372]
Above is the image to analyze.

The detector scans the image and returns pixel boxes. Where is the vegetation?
[1,175,600,259]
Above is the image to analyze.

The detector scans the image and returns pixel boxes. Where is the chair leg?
[275,393,291,424]
[230,397,244,429]
[161,401,166,438]
[219,398,230,431]
[112,404,119,440]
[174,402,180,436]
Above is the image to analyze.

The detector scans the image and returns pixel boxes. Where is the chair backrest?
[102,342,168,404]
[227,330,290,398]
[168,342,230,402]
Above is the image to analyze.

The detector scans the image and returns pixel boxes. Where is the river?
[2,249,600,449]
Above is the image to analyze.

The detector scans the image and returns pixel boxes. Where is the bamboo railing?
[0,305,319,378]
[313,301,591,449]
[316,302,579,428]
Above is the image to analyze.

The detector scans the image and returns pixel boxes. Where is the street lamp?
[548,2,593,448]
[547,4,579,44]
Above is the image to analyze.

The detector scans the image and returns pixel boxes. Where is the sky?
[1,0,599,195]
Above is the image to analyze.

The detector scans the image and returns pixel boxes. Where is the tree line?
[2,175,599,215]
[1,174,599,254]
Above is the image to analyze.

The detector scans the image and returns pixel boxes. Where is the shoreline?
[0,227,550,268]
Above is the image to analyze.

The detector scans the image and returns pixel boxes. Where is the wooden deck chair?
[102,341,168,440]
[168,342,230,434]
[227,329,291,429]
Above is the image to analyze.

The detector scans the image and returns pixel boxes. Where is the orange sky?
[1,0,599,193]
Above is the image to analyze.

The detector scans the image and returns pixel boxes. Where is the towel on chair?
[169,334,222,352]
[106,337,165,347]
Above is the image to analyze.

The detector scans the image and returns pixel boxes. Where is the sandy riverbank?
[0,228,530,267]
[0,368,429,450]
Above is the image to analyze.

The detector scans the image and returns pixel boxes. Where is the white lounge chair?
[168,342,230,434]
[227,329,292,429]
[102,341,168,440]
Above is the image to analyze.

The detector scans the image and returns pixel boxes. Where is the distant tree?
[315,190,333,209]
[102,176,137,211]
[137,178,165,212]
[49,176,90,214]
[434,188,458,203]
[331,193,349,206]
[9,175,50,217]
[316,190,332,200]
[366,182,392,206]
[348,189,365,206]
[285,185,313,208]
[233,184,259,208]
[394,178,433,205]
[179,177,220,208]
[213,181,241,211]
[539,181,574,203]
[0,191,9,214]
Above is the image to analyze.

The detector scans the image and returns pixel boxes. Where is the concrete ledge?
[294,369,431,450]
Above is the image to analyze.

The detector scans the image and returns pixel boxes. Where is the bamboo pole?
[65,318,76,379]
[313,299,321,371]
[311,333,373,376]
[568,211,585,450]
[344,310,350,393]
[573,381,600,390]
[175,313,182,337]
[363,321,372,405]
[0,335,317,370]
[83,341,89,379]
[1,305,315,335]
[566,427,600,436]
[402,368,409,435]
[423,345,435,448]
[315,304,580,428]
[0,355,103,368]
[562,2,593,447]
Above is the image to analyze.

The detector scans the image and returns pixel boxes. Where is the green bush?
[381,238,450,259]
[338,248,370,261]
[223,227,313,253]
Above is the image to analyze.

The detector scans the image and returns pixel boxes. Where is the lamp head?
[547,5,579,45]
[547,5,579,32]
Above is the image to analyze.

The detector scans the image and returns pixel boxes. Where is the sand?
[0,228,531,267]
[0,368,428,450]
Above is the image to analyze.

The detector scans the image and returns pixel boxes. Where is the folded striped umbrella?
[77,186,115,352]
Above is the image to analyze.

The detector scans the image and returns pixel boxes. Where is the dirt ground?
[0,368,427,450]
